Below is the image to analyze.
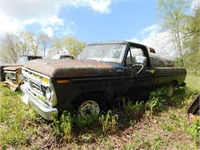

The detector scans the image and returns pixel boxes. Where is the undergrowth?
[0,85,37,148]
[0,73,199,149]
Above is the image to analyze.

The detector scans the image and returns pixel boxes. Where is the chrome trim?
[20,84,58,120]
[22,67,57,107]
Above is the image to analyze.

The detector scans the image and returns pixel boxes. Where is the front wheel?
[76,94,107,119]
[78,100,100,118]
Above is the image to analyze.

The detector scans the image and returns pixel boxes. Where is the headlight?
[45,87,51,99]
[41,85,51,99]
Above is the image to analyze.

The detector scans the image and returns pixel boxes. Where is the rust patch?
[24,59,118,78]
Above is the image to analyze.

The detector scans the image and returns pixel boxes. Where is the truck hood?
[3,65,23,71]
[24,59,121,78]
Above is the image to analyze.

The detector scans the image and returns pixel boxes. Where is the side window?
[126,47,147,66]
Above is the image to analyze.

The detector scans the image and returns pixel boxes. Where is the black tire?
[75,93,107,118]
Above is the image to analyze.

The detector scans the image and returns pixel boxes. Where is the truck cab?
[2,55,42,90]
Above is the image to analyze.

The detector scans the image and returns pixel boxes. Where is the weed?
[99,110,118,134]
[53,111,72,141]
[145,87,170,118]
[152,135,163,150]
[0,84,37,148]
[79,133,95,143]
[186,72,200,92]
[145,96,166,118]
[187,118,200,146]
[0,72,199,149]
[123,99,145,121]
[162,123,174,132]
[149,87,168,98]
[124,130,153,149]
[74,114,98,128]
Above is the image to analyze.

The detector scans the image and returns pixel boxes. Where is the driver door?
[125,45,154,100]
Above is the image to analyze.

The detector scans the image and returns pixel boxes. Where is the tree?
[46,36,86,57]
[62,37,86,57]
[49,37,63,55]
[158,0,189,66]
[183,6,200,52]
[0,33,20,63]
[38,33,51,57]
[18,31,39,55]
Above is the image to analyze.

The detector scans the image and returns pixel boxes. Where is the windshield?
[78,43,126,63]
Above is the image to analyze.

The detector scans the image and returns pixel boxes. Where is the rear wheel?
[75,93,107,119]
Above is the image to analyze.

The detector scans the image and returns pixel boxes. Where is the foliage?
[0,32,86,62]
[0,84,37,148]
[62,37,86,57]
[183,49,200,72]
[187,118,200,146]
[122,99,145,121]
[146,96,165,118]
[0,72,200,149]
[19,31,39,56]
[53,111,72,141]
[38,33,51,57]
[157,0,189,66]
[145,89,167,119]
[74,114,99,128]
[99,110,118,134]
[0,34,20,63]
[183,7,200,52]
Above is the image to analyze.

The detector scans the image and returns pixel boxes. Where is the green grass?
[0,73,200,149]
[183,49,200,72]
[186,72,200,92]
[0,86,37,148]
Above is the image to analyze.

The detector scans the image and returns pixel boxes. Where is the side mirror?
[134,56,147,64]
[133,56,147,75]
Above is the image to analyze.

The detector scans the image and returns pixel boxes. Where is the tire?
[76,93,107,119]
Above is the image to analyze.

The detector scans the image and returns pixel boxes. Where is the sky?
[0,0,158,42]
[0,0,199,58]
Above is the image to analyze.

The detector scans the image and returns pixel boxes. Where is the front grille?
[5,72,16,82]
[23,68,50,100]
[24,76,28,82]
[30,80,43,95]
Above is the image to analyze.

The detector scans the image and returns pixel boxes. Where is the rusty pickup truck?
[20,41,187,120]
[1,55,42,91]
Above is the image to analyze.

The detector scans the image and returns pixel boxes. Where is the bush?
[53,111,72,141]
[123,100,145,121]
[99,110,118,134]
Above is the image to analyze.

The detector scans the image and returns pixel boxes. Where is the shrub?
[99,110,118,134]
[123,100,145,121]
[74,114,99,128]
[145,96,166,118]
[53,111,72,141]
[187,118,200,146]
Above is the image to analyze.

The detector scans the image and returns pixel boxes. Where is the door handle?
[146,69,155,74]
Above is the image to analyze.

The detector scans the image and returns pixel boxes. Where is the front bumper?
[20,84,58,120]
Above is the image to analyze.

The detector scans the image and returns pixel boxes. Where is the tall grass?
[0,84,37,148]
[186,72,200,92]
[0,72,199,149]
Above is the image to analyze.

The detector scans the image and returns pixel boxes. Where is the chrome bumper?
[20,84,58,120]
